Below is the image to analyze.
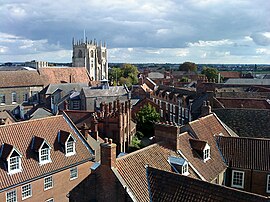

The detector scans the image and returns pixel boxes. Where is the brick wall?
[0,161,92,202]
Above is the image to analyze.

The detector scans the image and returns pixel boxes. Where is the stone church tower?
[72,38,108,81]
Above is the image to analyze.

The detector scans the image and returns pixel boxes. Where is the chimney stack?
[101,138,117,167]
[201,101,212,117]
[81,123,89,139]
[155,122,180,151]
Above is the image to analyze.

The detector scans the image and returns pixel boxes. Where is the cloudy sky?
[0,0,270,64]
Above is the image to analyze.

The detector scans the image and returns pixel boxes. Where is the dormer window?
[0,143,22,174]
[203,147,210,162]
[58,130,76,157]
[168,156,189,176]
[31,136,52,165]
[66,137,75,156]
[190,139,211,162]
[9,155,20,172]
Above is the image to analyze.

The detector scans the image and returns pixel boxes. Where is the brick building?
[151,85,196,124]
[217,136,270,196]
[65,99,136,154]
[0,115,94,202]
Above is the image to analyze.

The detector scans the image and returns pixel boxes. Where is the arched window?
[78,50,83,58]
[91,50,94,57]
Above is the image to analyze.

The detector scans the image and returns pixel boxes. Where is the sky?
[0,0,270,64]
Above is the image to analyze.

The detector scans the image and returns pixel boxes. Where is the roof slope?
[217,136,270,171]
[0,115,93,190]
[183,114,232,181]
[147,167,269,202]
[0,71,44,88]
[115,143,199,202]
[39,67,91,85]
[177,132,227,182]
[82,86,129,97]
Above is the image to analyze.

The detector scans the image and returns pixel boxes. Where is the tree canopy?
[201,66,219,81]
[179,62,197,72]
[135,103,160,137]
[109,63,139,87]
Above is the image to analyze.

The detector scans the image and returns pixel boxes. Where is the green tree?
[201,66,219,81]
[179,62,197,72]
[135,103,160,137]
[108,64,139,87]
[109,67,122,86]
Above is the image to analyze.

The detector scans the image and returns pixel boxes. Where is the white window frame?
[23,93,28,103]
[231,170,245,189]
[65,137,76,156]
[70,167,78,180]
[8,155,22,174]
[181,163,189,176]
[39,147,51,164]
[0,94,5,105]
[44,176,53,190]
[11,92,17,104]
[21,184,32,200]
[6,189,17,202]
[160,109,163,118]
[203,145,211,162]
[266,174,270,193]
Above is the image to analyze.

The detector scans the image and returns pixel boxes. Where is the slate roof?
[0,71,44,88]
[217,136,270,171]
[225,78,270,86]
[39,67,91,85]
[148,72,164,79]
[0,115,93,190]
[82,86,129,97]
[213,108,270,138]
[115,143,199,202]
[45,83,88,95]
[146,166,269,202]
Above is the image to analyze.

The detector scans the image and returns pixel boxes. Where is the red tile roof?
[39,67,91,85]
[0,115,93,190]
[115,143,199,202]
[220,71,241,79]
[216,97,270,109]
[182,114,233,181]
[147,166,269,202]
[217,136,270,171]
[0,71,44,88]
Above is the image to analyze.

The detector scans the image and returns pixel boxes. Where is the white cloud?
[187,39,233,47]
[0,0,270,63]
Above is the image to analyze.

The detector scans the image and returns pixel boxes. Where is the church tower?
[72,38,108,81]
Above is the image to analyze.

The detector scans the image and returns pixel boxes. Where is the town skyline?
[0,0,270,64]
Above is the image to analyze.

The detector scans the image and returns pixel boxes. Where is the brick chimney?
[81,123,89,139]
[101,138,117,168]
[155,122,180,151]
[201,101,211,117]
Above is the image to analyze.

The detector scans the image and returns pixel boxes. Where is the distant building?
[72,38,108,81]
[25,60,48,70]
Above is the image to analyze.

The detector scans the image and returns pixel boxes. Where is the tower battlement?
[72,37,108,81]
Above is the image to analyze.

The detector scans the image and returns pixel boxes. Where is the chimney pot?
[104,137,108,143]
[109,138,113,144]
